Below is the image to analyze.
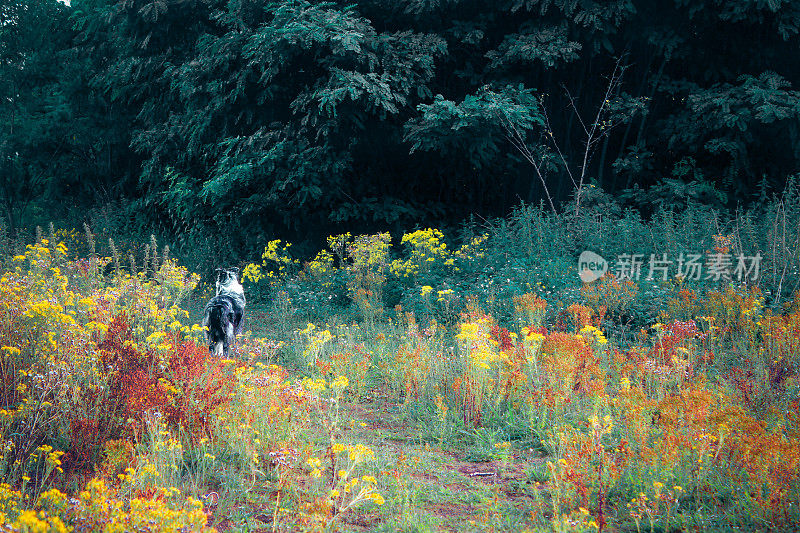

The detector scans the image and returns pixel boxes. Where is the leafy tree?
[6,0,800,254]
[0,0,71,234]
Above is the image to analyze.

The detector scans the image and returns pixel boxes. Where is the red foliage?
[490,325,515,352]
[99,314,164,424]
[650,320,700,365]
[65,418,100,472]
[166,340,234,438]
[96,313,235,442]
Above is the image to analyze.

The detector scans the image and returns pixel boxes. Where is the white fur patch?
[217,271,244,298]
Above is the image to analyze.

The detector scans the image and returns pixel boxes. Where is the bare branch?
[498,114,557,214]
[563,86,589,137]
[573,56,627,217]
[542,106,577,189]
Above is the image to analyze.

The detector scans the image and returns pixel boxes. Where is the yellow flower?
[330,375,349,390]
[1,346,21,357]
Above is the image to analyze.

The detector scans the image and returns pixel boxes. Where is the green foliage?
[0,0,71,233]
[405,85,544,169]
[6,0,800,256]
[486,24,582,70]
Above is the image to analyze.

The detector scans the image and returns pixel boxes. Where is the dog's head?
[215,268,241,295]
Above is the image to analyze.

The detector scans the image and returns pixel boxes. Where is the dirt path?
[334,398,548,532]
[208,392,548,532]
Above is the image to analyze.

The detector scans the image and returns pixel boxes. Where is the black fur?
[202,296,237,356]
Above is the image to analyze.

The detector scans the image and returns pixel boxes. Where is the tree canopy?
[3,0,800,251]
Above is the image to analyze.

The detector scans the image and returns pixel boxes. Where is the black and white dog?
[202,268,246,357]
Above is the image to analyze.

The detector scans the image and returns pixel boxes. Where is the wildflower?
[330,375,349,390]
[436,289,454,301]
[1,346,21,357]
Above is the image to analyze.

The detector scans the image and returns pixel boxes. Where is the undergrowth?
[0,210,799,531]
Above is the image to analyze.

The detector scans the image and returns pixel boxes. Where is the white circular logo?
[578,251,608,283]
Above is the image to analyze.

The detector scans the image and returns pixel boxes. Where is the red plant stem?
[597,439,607,532]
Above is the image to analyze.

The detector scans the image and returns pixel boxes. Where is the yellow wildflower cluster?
[436,288,454,302]
[347,233,391,271]
[70,478,210,531]
[242,239,300,283]
[0,483,69,532]
[302,377,328,393]
[579,325,608,345]
[330,375,349,391]
[390,228,454,278]
[307,457,324,479]
[454,316,512,425]
[325,441,384,526]
[241,261,263,283]
[454,233,489,262]
[298,323,334,367]
[456,318,500,371]
[326,232,352,261]
[331,442,375,463]
[306,249,335,280]
[0,476,210,532]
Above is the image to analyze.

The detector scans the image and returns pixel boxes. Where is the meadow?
[1,214,799,532]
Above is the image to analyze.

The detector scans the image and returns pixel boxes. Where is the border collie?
[202,268,246,356]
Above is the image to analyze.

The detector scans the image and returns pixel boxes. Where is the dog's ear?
[230,267,240,275]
